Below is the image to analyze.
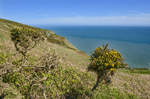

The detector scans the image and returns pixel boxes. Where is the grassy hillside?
[0,18,89,68]
[0,18,150,99]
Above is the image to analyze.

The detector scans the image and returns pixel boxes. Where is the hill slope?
[0,18,150,99]
[0,18,89,69]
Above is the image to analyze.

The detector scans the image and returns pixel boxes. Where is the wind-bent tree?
[10,28,44,57]
[88,44,127,91]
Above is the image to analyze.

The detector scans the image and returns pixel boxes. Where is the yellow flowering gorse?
[88,44,126,90]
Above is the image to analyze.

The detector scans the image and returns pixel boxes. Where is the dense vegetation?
[88,44,127,91]
[0,19,150,99]
[11,28,45,58]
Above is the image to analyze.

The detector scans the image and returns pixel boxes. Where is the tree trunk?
[91,75,100,91]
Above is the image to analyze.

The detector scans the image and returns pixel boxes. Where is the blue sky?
[1,0,150,26]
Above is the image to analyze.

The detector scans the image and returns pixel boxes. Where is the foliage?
[2,66,91,99]
[1,18,146,99]
[0,52,8,65]
[39,50,60,70]
[10,28,44,57]
[0,87,18,99]
[88,44,126,91]
[1,46,91,99]
[1,18,76,52]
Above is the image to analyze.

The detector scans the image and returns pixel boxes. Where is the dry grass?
[111,71,150,99]
[0,18,150,99]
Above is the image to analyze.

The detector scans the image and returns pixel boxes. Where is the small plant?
[40,50,60,71]
[88,44,126,91]
[0,52,7,65]
[10,28,44,57]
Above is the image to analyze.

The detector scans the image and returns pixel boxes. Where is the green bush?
[2,48,92,99]
[10,28,44,57]
[2,66,91,99]
[88,44,126,91]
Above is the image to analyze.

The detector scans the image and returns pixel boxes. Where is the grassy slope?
[0,18,89,98]
[0,18,150,99]
[0,18,89,68]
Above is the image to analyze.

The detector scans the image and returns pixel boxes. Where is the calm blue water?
[38,25,150,68]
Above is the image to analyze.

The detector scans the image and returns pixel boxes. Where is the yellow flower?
[110,68,115,71]
[105,63,109,66]
[112,64,114,67]
[109,60,112,64]
[96,48,99,53]
[96,48,99,50]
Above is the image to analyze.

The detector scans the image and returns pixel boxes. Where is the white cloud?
[23,13,150,26]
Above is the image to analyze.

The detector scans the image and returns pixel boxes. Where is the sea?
[37,25,150,68]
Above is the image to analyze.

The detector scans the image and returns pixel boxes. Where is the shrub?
[39,50,60,71]
[88,44,126,91]
[10,28,44,57]
[2,47,92,99]
[2,66,91,99]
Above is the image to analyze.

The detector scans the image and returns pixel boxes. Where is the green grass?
[0,33,5,40]
[91,85,138,99]
[119,68,150,74]
[0,18,52,32]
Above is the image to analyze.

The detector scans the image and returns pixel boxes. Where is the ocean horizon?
[37,25,150,68]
